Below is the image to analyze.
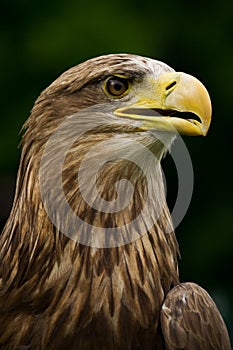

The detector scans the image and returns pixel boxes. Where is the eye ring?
[105,76,129,97]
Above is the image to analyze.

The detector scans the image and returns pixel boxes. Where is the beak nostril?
[165,81,177,90]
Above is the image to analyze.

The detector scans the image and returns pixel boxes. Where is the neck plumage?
[0,120,179,344]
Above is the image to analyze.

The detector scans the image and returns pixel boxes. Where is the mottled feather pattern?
[0,54,231,349]
[0,128,179,348]
[161,283,231,349]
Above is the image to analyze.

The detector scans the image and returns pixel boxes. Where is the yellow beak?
[114,72,212,136]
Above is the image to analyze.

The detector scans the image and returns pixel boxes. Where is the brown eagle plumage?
[0,54,231,349]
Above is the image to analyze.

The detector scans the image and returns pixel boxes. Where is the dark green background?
[1,0,232,341]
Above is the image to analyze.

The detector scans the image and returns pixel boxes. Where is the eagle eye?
[105,76,129,97]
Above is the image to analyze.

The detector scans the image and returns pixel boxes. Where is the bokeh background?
[1,0,232,341]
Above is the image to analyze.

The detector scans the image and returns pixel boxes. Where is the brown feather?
[161,282,231,349]
[0,54,230,349]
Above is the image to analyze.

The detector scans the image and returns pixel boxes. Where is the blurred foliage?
[0,0,232,340]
